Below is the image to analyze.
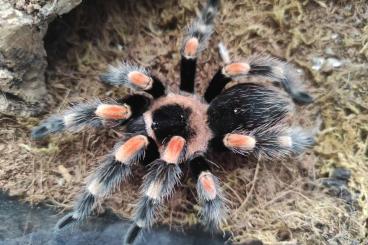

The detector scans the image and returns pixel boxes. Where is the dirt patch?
[0,0,367,244]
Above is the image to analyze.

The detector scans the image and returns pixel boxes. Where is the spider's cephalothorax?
[32,0,314,244]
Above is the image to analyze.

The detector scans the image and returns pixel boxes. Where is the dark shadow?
[0,192,228,245]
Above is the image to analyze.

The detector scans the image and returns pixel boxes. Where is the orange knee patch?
[95,104,131,120]
[223,62,250,76]
[127,71,153,90]
[115,135,148,163]
[199,172,217,200]
[224,133,256,150]
[183,37,199,58]
[162,136,186,164]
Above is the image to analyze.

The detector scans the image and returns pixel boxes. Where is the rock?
[0,0,82,117]
[330,167,351,181]
[321,167,357,207]
[321,178,347,188]
[240,240,264,245]
[326,58,343,68]
[324,47,335,56]
[311,57,325,71]
[311,56,343,73]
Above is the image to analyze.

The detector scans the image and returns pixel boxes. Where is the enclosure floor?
[0,192,225,245]
[1,0,367,244]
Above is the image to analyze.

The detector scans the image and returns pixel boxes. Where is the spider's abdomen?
[207,83,294,136]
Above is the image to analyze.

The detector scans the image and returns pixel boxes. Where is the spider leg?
[204,55,313,104]
[100,63,165,98]
[179,0,220,93]
[31,94,151,139]
[216,124,314,160]
[55,134,159,230]
[189,153,226,231]
[124,136,186,245]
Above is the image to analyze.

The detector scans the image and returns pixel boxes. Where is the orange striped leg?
[180,0,219,93]
[56,135,159,230]
[223,125,314,160]
[125,136,187,244]
[204,62,252,102]
[100,63,165,98]
[189,154,226,231]
[32,94,151,139]
[205,55,313,104]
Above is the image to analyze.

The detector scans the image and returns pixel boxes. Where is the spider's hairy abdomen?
[207,83,294,136]
[142,93,212,156]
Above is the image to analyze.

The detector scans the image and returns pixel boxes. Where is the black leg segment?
[117,93,152,119]
[180,57,197,93]
[204,68,232,102]
[145,76,166,98]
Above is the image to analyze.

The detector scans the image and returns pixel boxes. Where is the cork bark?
[0,0,82,117]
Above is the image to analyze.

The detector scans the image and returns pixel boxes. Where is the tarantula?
[32,0,314,244]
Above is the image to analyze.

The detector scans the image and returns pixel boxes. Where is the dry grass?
[0,0,367,244]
